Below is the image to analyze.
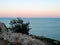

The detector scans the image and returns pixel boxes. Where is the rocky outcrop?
[0,22,45,45]
[0,22,7,33]
[1,33,45,45]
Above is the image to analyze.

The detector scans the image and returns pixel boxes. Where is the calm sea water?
[0,18,60,41]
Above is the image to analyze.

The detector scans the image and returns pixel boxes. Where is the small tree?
[8,18,30,35]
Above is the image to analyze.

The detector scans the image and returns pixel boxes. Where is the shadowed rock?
[0,22,45,45]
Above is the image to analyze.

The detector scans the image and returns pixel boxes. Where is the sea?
[0,18,60,41]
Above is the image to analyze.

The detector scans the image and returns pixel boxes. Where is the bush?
[8,18,30,35]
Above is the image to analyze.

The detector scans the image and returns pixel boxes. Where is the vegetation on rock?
[8,18,30,35]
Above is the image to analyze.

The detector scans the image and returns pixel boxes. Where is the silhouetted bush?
[8,18,30,35]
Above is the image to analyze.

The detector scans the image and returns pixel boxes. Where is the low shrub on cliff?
[8,18,31,35]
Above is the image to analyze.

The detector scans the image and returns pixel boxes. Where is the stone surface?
[0,22,45,45]
[0,22,7,33]
[2,33,45,45]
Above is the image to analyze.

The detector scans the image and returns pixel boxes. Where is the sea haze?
[0,18,60,41]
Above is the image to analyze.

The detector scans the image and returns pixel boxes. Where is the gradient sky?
[0,0,60,17]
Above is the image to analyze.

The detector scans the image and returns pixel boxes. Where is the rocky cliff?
[0,22,46,45]
[0,22,60,45]
[1,33,45,45]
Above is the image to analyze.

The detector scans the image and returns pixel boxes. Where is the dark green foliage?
[8,18,30,35]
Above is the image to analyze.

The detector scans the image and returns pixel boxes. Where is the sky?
[0,0,60,17]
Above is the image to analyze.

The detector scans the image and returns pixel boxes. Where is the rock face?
[2,33,45,45]
[0,22,45,45]
[0,22,7,33]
